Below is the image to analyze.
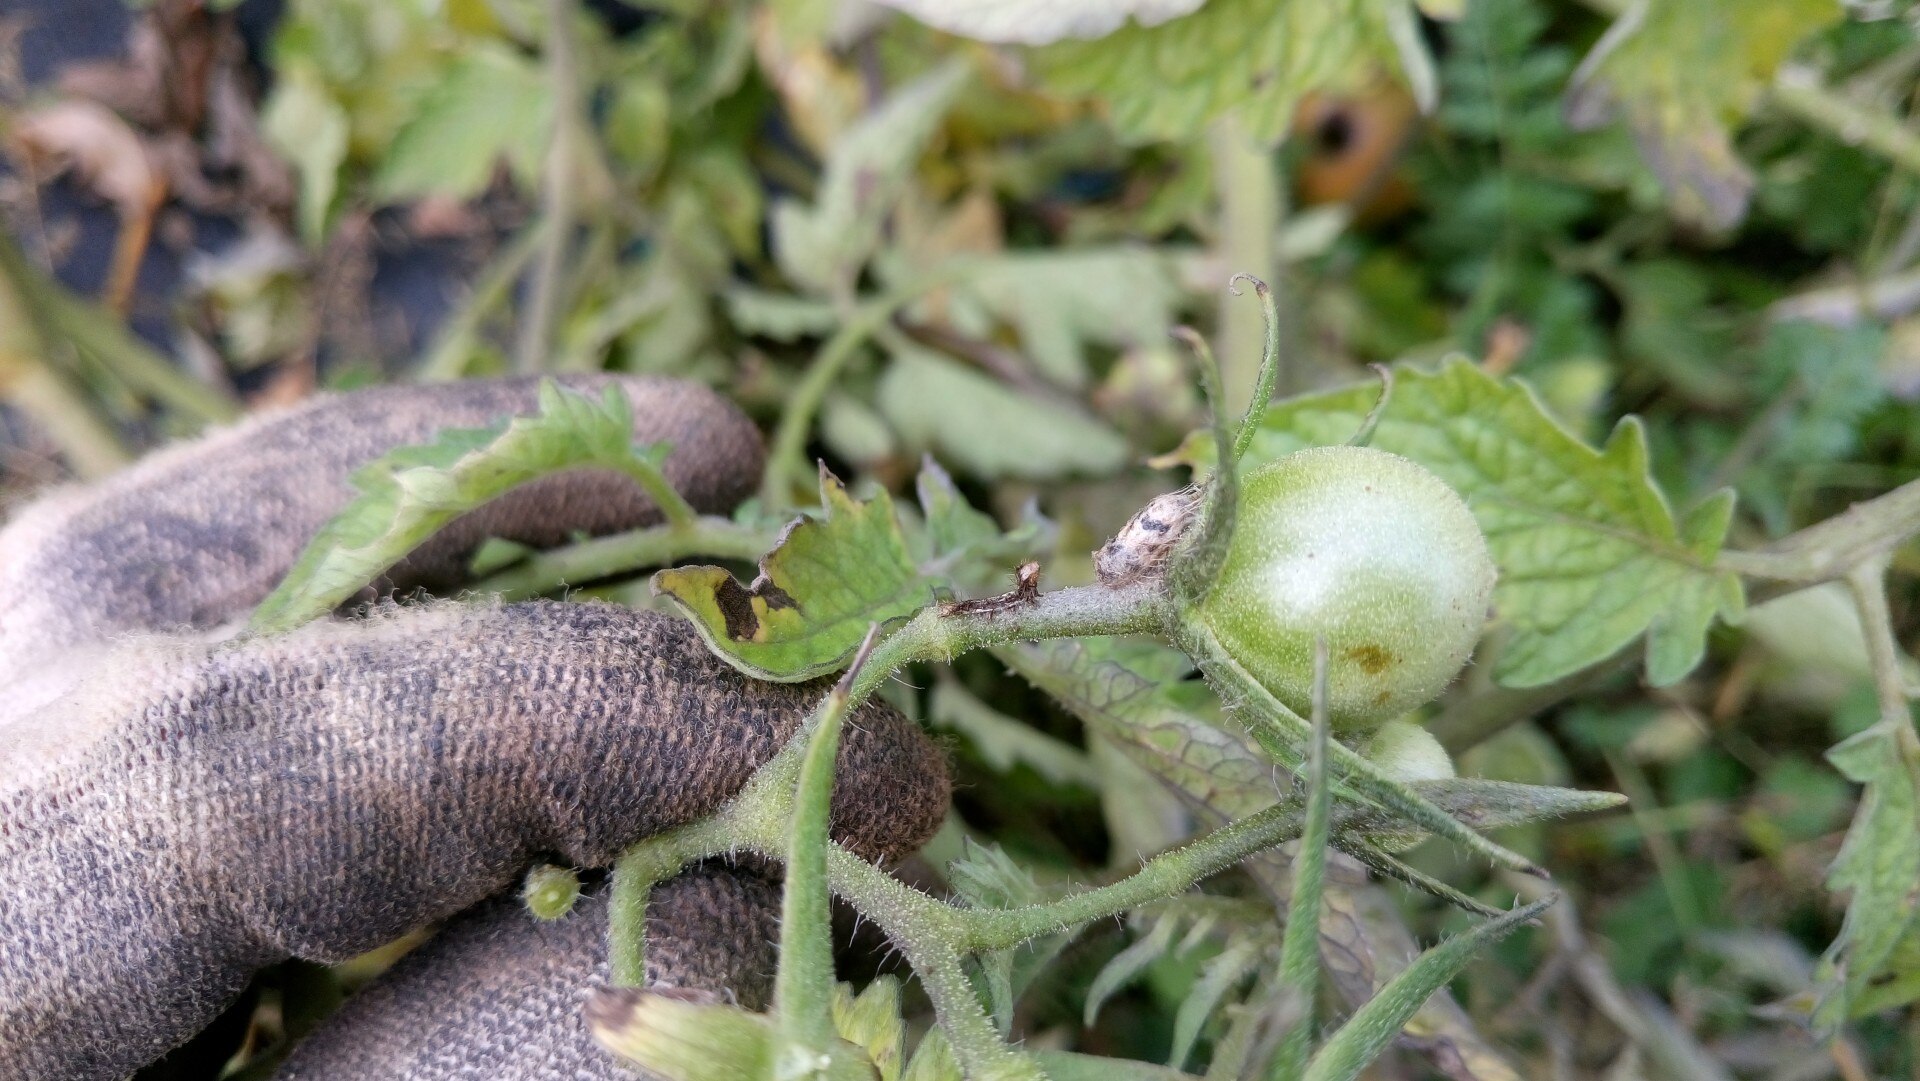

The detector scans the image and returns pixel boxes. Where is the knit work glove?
[0,377,950,1080]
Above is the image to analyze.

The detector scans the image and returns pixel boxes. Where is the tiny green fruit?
[1361,719,1456,783]
[1360,719,1457,852]
[522,864,582,921]
[1198,445,1494,731]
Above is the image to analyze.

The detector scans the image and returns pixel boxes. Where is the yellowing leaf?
[653,469,925,681]
[1033,0,1416,144]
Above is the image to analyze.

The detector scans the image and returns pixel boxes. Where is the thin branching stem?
[416,217,551,381]
[1346,365,1394,448]
[1168,325,1237,606]
[1271,641,1330,1080]
[1772,66,1920,179]
[1846,559,1912,730]
[616,456,701,531]
[1211,114,1283,413]
[472,517,774,600]
[1720,478,1920,586]
[1229,273,1282,465]
[844,583,1170,704]
[773,632,877,1072]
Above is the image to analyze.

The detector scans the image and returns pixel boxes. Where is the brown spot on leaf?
[712,578,760,641]
[754,580,798,611]
[1346,643,1395,675]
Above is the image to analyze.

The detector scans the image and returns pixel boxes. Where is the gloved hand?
[0,376,951,1081]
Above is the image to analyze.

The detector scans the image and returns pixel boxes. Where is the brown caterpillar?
[0,378,949,1081]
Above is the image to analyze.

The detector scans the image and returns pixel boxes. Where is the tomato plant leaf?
[1001,639,1625,829]
[589,987,873,1081]
[1169,936,1267,1070]
[653,460,1045,681]
[910,457,1056,595]
[1032,0,1421,144]
[1814,719,1920,1028]
[373,44,549,202]
[877,344,1128,481]
[772,60,969,295]
[1564,0,1844,230]
[653,468,925,682]
[999,638,1274,818]
[941,247,1183,390]
[1179,360,1745,687]
[1315,884,1526,1081]
[251,382,664,635]
[260,66,349,246]
[831,979,907,1081]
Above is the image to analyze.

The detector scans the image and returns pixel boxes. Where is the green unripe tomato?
[1197,445,1494,732]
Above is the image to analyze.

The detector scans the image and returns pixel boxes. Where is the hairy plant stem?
[772,634,875,1078]
[1721,477,1920,586]
[844,582,1170,704]
[605,578,1338,1078]
[473,517,774,600]
[1270,642,1330,1081]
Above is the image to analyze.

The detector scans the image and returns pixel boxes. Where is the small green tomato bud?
[521,864,582,921]
[1360,719,1456,783]
[587,987,876,1081]
[1197,445,1495,732]
[588,988,773,1081]
[1359,719,1456,853]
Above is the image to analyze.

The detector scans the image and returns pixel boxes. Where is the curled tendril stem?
[1348,364,1396,448]
[1230,274,1284,466]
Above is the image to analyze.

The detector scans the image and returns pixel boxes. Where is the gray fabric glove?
[0,377,950,1081]
[274,866,785,1081]
[0,374,761,687]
